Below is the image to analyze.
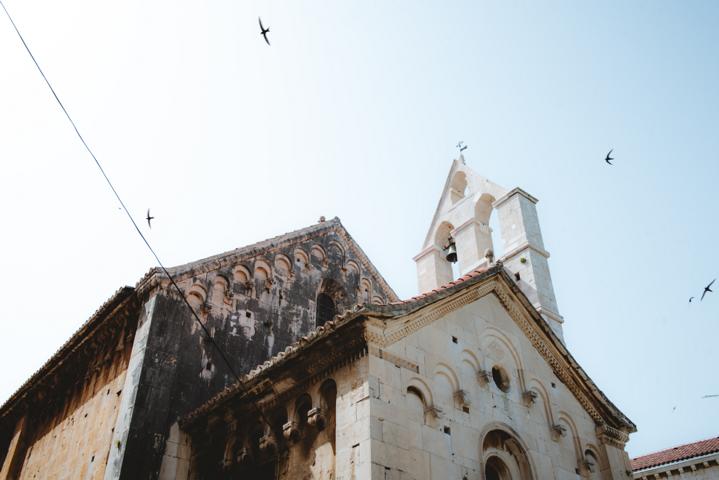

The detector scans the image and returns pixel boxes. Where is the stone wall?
[0,306,136,480]
[185,357,372,480]
[364,294,631,479]
[115,227,393,478]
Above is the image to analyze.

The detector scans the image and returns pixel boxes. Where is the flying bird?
[146,209,154,229]
[605,149,614,165]
[689,296,695,303]
[456,141,468,152]
[258,17,270,45]
[701,279,715,301]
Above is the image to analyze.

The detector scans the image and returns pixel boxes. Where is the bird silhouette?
[701,279,715,301]
[146,209,154,229]
[456,141,468,152]
[259,17,270,45]
[605,149,614,165]
[689,296,695,303]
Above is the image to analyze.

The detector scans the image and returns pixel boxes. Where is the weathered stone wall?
[117,227,392,479]
[186,356,371,480]
[1,316,136,480]
[365,294,631,479]
[18,367,128,480]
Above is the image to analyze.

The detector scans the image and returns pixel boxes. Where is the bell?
[444,240,458,263]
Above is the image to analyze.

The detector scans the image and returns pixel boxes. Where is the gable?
[364,270,634,437]
[144,217,397,304]
[421,157,508,249]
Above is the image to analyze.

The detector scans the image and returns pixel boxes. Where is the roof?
[632,436,719,471]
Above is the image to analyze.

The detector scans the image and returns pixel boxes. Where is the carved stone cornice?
[368,282,495,348]
[596,423,630,449]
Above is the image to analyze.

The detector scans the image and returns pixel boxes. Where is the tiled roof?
[390,266,491,305]
[632,436,719,471]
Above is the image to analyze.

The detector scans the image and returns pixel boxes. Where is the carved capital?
[454,389,471,407]
[282,421,300,443]
[424,404,443,419]
[258,432,277,454]
[477,369,491,386]
[307,407,326,430]
[551,423,567,441]
[596,423,629,449]
[522,390,538,407]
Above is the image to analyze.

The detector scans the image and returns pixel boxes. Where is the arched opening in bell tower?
[475,193,503,260]
[434,221,460,280]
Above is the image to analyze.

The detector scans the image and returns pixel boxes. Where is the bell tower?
[413,155,565,340]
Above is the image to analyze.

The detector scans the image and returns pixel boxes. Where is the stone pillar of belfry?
[413,245,453,293]
[493,187,564,340]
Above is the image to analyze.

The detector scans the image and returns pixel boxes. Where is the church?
[0,158,637,479]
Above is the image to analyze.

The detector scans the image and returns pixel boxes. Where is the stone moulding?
[596,424,630,449]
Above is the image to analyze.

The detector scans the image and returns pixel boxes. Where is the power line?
[0,0,271,427]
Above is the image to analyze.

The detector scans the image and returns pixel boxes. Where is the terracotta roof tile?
[389,265,490,305]
[631,436,719,471]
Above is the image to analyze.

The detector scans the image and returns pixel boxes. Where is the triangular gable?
[421,156,508,249]
[363,266,635,435]
[135,217,398,302]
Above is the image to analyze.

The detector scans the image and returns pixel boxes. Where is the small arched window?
[316,293,336,327]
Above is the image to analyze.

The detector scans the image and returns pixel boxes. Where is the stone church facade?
[0,158,636,479]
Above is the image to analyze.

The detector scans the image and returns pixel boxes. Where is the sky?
[1,0,717,458]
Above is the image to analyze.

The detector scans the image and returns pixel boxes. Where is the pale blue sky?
[1,0,717,457]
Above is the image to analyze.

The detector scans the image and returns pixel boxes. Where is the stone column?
[494,188,564,340]
[451,219,493,275]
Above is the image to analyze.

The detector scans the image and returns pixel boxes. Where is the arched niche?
[233,265,251,284]
[294,248,309,270]
[211,275,230,305]
[254,260,271,282]
[310,245,327,266]
[315,278,346,327]
[187,285,207,311]
[406,386,428,424]
[481,428,534,480]
[450,171,468,204]
[274,254,292,278]
[434,221,455,249]
[479,328,527,394]
[475,193,496,225]
[327,241,345,260]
